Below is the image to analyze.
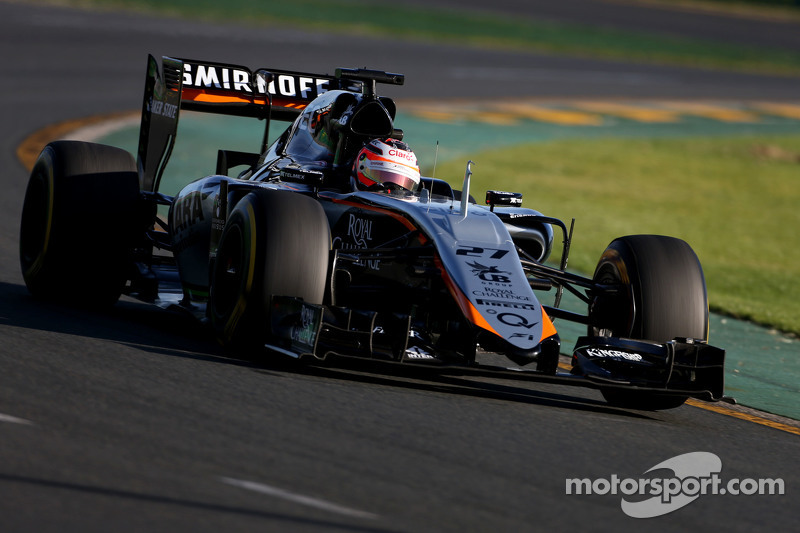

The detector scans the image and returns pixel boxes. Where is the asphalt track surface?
[404,0,800,52]
[1,1,798,531]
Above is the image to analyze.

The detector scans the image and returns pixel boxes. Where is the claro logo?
[388,148,416,162]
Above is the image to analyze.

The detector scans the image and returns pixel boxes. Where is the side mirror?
[486,190,523,210]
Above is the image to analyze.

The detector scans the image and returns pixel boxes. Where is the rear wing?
[180,58,350,120]
[137,55,358,192]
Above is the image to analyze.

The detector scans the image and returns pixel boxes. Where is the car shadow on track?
[273,356,659,421]
[1,281,657,421]
[0,281,246,366]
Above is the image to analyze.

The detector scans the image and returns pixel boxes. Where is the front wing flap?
[571,336,726,401]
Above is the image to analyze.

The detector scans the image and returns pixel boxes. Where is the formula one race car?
[19,56,728,410]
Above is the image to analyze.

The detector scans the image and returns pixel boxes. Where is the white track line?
[220,477,378,520]
[0,413,34,425]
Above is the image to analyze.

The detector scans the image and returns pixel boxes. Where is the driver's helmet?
[352,138,420,192]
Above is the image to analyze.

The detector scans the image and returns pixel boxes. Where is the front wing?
[266,297,729,404]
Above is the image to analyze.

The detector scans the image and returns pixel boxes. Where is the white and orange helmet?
[352,138,421,192]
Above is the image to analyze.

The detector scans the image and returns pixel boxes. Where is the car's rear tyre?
[19,141,139,307]
[209,189,330,352]
[589,235,709,410]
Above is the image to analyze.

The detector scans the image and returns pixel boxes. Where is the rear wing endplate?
[137,55,356,192]
[138,55,183,192]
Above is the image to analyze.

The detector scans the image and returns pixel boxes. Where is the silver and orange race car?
[19,56,729,410]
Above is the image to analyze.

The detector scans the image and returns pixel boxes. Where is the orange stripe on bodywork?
[181,89,309,112]
[435,256,557,343]
[435,256,500,336]
[540,307,558,342]
[273,100,308,110]
[182,88,264,105]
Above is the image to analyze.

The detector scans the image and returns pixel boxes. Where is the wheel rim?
[591,261,635,338]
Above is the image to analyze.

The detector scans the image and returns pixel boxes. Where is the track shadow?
[0,280,250,368]
[1,280,656,421]
[272,356,658,421]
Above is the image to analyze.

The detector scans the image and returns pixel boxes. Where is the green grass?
[44,0,800,76]
[433,135,800,335]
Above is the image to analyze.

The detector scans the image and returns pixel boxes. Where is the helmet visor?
[368,167,420,192]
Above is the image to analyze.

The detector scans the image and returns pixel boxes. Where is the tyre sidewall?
[592,235,708,343]
[19,141,139,306]
[209,194,263,346]
[209,189,331,348]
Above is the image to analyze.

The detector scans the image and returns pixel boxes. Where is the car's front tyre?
[589,235,709,410]
[209,189,330,353]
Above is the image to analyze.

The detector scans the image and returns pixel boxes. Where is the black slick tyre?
[590,235,709,410]
[19,141,140,307]
[209,189,330,352]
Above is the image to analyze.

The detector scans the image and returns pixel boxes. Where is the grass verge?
[40,0,800,76]
[433,135,800,335]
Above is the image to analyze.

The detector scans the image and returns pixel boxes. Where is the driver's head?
[352,138,420,192]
